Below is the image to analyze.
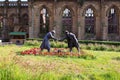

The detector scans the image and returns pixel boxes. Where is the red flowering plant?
[20,48,96,59]
[21,48,41,55]
[21,48,79,56]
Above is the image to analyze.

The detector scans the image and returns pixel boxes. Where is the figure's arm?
[59,36,66,41]
[70,33,78,42]
[50,32,57,40]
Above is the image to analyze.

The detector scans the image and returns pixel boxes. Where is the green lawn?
[0,45,120,80]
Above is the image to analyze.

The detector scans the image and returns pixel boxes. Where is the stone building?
[0,0,28,41]
[0,0,120,41]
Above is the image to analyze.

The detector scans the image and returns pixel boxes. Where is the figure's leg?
[47,47,50,52]
[75,46,80,53]
[41,48,43,52]
[47,45,51,52]
[69,47,72,52]
[39,48,43,55]
[77,47,80,52]
[75,44,80,52]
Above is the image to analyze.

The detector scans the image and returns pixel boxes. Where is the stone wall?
[0,0,120,41]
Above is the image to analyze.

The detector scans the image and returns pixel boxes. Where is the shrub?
[85,44,91,50]
[79,40,120,46]
[98,45,107,51]
[114,46,120,52]
[80,44,87,49]
[24,40,120,52]
[106,45,116,51]
[51,41,67,48]
[24,40,40,46]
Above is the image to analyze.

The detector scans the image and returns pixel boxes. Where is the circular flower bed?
[20,48,96,59]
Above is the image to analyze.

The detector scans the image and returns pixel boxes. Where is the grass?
[0,45,120,80]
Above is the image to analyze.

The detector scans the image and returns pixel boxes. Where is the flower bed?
[20,48,96,59]
[21,48,78,56]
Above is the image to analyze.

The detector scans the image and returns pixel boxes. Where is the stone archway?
[82,5,97,40]
[39,6,50,37]
[60,5,74,37]
[106,5,119,40]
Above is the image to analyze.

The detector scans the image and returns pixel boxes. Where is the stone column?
[56,16,62,38]
[54,6,62,38]
[29,4,34,38]
[33,6,40,38]
[53,1,57,37]
[96,16,101,40]
[81,17,85,40]
[118,11,120,40]
[49,13,54,31]
[77,6,85,40]
[102,24,108,40]
[78,7,85,40]
[101,0,108,40]
[78,7,82,40]
[72,15,77,34]
[53,1,58,37]
[102,15,108,40]
[50,4,55,31]
[17,0,21,25]
[2,0,9,41]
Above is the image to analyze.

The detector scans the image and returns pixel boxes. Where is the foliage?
[20,47,96,59]
[24,40,40,46]
[79,40,120,46]
[80,44,120,52]
[0,45,120,80]
[26,39,120,46]
[24,40,120,52]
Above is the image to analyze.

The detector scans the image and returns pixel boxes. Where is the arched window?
[40,7,49,37]
[85,8,95,34]
[62,8,72,32]
[22,14,28,25]
[108,8,119,34]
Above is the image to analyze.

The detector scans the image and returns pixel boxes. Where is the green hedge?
[24,40,120,52]
[26,38,120,46]
[26,38,43,41]
[79,40,120,46]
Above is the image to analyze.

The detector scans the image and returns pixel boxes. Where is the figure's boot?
[47,48,50,52]
[70,47,72,53]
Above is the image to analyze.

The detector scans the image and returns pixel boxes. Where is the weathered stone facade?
[0,0,120,41]
[0,0,28,41]
[29,0,120,41]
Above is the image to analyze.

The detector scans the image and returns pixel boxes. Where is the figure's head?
[65,30,69,34]
[51,30,56,34]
